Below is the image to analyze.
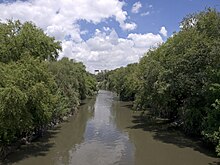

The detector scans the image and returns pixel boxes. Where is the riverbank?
[130,110,216,152]
[2,91,219,165]
[0,106,79,161]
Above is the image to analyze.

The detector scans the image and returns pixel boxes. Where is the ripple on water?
[3,90,219,165]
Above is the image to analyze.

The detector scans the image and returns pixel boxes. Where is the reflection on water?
[3,90,220,165]
[66,90,134,165]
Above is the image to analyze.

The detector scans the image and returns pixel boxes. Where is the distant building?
[94,70,100,74]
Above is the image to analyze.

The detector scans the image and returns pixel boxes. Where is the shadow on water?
[80,102,86,106]
[128,114,219,159]
[1,126,61,165]
[121,103,133,109]
[209,161,220,165]
[1,97,96,165]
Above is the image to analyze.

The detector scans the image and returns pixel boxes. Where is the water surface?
[3,90,220,165]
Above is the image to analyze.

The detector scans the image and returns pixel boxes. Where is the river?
[2,90,220,165]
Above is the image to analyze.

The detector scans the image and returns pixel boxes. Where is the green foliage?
[105,63,139,101]
[0,20,61,63]
[0,21,97,152]
[96,70,109,82]
[85,73,97,96]
[106,9,220,156]
[202,100,220,155]
[48,58,97,102]
[0,86,29,144]
[0,56,58,145]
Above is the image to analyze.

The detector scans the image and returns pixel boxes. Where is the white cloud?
[0,0,135,31]
[159,26,168,37]
[103,26,111,32]
[127,33,163,48]
[131,1,142,14]
[141,12,150,16]
[0,0,163,72]
[114,9,137,31]
[60,29,163,72]
[121,22,137,31]
[80,30,89,35]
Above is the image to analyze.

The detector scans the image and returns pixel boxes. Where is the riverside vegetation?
[1,8,220,160]
[0,20,97,158]
[98,9,220,156]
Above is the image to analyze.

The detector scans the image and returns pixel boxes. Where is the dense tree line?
[0,21,97,157]
[104,9,220,155]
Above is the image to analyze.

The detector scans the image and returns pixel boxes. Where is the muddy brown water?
[2,90,220,165]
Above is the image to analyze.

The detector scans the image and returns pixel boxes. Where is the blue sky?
[79,0,220,39]
[0,0,219,72]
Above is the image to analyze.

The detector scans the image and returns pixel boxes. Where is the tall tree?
[0,20,61,63]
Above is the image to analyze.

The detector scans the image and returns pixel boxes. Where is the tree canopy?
[102,9,220,156]
[0,20,97,157]
[0,20,61,63]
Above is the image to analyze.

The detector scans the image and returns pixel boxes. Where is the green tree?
[0,56,58,146]
[106,8,220,155]
[0,20,61,63]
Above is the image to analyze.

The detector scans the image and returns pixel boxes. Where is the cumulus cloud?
[0,0,136,32]
[121,22,137,31]
[60,29,163,72]
[131,1,142,14]
[159,26,168,37]
[80,30,89,35]
[103,26,111,32]
[0,0,163,72]
[141,12,150,16]
[128,33,163,48]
